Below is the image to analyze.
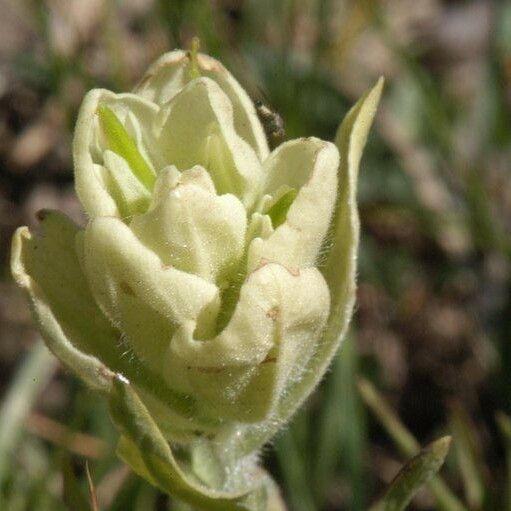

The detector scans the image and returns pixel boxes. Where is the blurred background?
[0,0,510,510]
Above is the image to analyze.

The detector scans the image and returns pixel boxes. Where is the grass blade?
[369,437,451,511]
[449,403,486,509]
[496,412,511,511]
[0,340,56,485]
[62,456,90,511]
[274,423,316,511]
[313,335,366,509]
[358,377,468,511]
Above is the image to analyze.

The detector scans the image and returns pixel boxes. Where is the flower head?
[11,48,382,508]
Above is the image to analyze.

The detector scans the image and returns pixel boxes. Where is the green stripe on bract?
[97,105,156,190]
[267,188,297,228]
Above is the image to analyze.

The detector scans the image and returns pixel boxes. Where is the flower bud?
[11,48,382,508]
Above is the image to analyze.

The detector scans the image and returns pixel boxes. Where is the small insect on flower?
[254,98,285,148]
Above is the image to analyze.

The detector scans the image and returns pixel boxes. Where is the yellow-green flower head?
[12,49,382,455]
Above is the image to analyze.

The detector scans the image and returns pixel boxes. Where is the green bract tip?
[97,105,155,190]
[267,188,297,228]
[187,36,201,80]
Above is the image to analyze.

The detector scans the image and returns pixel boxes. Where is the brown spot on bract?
[266,306,279,321]
[97,366,113,381]
[255,258,271,271]
[262,355,277,364]
[36,209,50,221]
[137,74,153,88]
[288,266,300,277]
[198,54,223,73]
[120,281,135,296]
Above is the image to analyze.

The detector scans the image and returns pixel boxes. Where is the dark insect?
[254,99,285,148]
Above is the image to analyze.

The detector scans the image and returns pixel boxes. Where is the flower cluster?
[12,48,382,509]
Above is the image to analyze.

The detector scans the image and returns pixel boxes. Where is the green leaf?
[358,378,468,511]
[0,341,56,486]
[370,437,451,511]
[108,376,276,511]
[449,404,486,508]
[97,105,156,190]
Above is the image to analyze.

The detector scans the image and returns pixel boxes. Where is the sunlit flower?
[11,47,382,508]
